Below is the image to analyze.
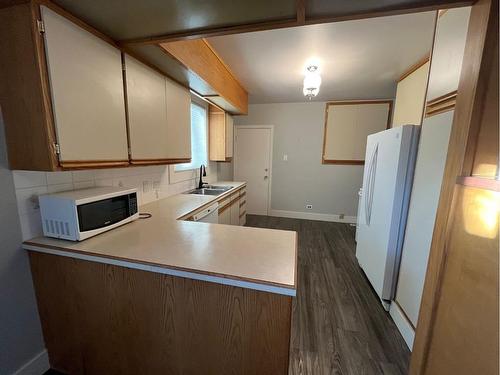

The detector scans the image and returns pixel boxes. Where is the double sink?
[186,185,233,196]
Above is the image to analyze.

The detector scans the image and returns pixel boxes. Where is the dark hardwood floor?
[245,214,410,375]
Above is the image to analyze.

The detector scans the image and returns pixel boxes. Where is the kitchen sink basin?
[187,188,227,196]
[204,185,232,191]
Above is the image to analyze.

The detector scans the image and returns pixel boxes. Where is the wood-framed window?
[322,100,393,165]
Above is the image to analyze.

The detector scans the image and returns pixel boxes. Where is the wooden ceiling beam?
[119,0,471,46]
[119,18,299,46]
[160,39,248,114]
[302,1,472,27]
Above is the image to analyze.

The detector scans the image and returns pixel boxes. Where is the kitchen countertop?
[24,182,298,296]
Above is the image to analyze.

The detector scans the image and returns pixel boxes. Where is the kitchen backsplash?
[13,164,217,241]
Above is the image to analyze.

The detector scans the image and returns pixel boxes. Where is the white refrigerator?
[356,125,420,310]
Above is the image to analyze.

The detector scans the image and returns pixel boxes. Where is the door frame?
[233,125,274,216]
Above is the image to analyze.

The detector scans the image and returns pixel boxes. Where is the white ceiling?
[207,12,436,104]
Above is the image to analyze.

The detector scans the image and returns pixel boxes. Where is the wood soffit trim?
[425,90,458,117]
[397,54,431,82]
[202,38,247,93]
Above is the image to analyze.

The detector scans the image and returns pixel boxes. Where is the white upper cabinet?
[41,6,128,164]
[165,79,191,160]
[426,8,471,101]
[125,55,191,163]
[125,55,169,161]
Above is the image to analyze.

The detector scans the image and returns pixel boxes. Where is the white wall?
[234,102,365,221]
[0,114,47,375]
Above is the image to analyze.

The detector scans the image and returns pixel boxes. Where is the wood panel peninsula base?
[29,252,292,375]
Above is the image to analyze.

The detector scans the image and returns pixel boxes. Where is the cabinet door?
[41,6,128,166]
[225,114,234,158]
[218,205,231,225]
[426,7,471,101]
[209,106,226,161]
[125,55,169,161]
[230,197,240,225]
[166,79,191,160]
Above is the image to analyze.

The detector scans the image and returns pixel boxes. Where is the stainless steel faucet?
[198,164,207,189]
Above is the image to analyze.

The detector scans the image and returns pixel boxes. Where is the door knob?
[265,168,268,172]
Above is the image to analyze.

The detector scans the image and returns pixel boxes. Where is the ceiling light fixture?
[303,65,321,100]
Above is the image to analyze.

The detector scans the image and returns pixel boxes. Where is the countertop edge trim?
[23,244,296,297]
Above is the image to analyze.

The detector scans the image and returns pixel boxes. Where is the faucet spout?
[198,164,207,189]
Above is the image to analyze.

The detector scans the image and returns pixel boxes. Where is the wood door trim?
[130,158,191,165]
[60,160,130,169]
[410,1,497,373]
[398,54,431,82]
[321,100,393,165]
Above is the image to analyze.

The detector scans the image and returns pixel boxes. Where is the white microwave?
[39,187,139,241]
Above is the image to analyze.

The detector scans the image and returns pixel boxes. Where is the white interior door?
[234,127,272,215]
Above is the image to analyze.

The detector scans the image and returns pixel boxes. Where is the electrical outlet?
[142,180,151,193]
[306,204,312,210]
[339,213,345,220]
[152,180,161,191]
[283,154,288,161]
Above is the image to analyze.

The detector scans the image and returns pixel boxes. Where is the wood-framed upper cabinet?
[165,78,191,162]
[0,2,129,170]
[209,104,233,162]
[125,54,191,165]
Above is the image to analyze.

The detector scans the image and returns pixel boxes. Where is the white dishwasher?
[192,203,219,223]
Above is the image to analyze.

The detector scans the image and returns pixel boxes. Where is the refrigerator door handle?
[365,143,378,225]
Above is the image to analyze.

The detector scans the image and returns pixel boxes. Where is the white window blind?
[175,103,208,171]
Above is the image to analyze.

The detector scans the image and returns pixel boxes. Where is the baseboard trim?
[389,301,415,351]
[12,349,49,375]
[269,209,357,224]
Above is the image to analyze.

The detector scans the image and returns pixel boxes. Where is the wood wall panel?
[29,252,292,375]
[160,39,248,115]
[424,185,499,374]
